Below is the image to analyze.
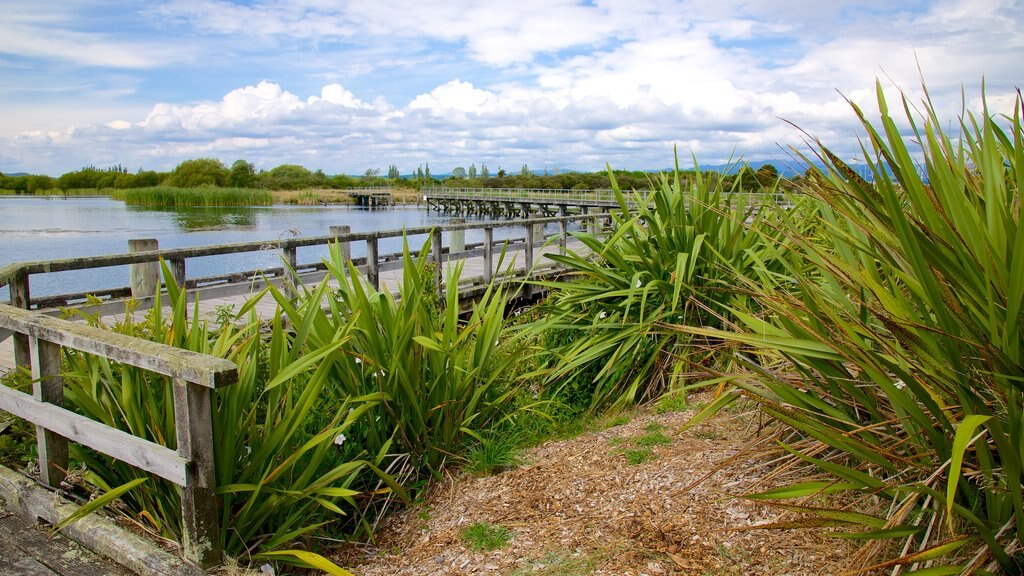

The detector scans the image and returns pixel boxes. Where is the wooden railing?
[0,214,603,567]
[0,303,237,568]
[426,186,630,205]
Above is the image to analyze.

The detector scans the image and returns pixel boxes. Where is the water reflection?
[127,205,261,230]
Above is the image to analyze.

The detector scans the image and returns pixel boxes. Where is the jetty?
[423,187,647,217]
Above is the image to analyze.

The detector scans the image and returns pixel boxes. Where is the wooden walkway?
[0,504,131,576]
[0,237,578,374]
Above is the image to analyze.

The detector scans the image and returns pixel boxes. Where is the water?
[0,196,516,300]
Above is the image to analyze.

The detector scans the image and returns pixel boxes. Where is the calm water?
[0,196,498,300]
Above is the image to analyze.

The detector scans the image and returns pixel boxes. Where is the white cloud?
[1,0,1022,175]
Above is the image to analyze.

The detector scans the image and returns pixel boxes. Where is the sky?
[1,0,1022,177]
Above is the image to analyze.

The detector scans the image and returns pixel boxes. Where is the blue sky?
[1,0,1021,176]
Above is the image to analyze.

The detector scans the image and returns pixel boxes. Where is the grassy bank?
[111,186,272,206]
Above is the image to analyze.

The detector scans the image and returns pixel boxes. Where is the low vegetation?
[110,186,272,206]
[1,80,1020,575]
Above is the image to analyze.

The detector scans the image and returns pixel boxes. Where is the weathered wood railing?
[0,303,237,568]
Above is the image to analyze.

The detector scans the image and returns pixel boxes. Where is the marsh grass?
[111,186,272,206]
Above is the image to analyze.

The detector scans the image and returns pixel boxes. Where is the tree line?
[1,157,784,194]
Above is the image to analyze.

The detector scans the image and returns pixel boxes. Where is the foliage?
[461,522,512,551]
[686,84,1024,573]
[168,158,229,188]
[310,236,529,476]
[257,164,328,190]
[525,155,795,412]
[464,432,521,476]
[229,160,257,188]
[111,186,272,206]
[0,369,36,468]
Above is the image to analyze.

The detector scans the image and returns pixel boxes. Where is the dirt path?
[335,401,853,575]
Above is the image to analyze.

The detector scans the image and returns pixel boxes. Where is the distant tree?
[520,164,531,177]
[424,163,431,180]
[754,163,779,187]
[387,164,401,179]
[416,165,424,182]
[468,163,477,179]
[260,164,316,190]
[364,168,380,179]
[169,158,229,187]
[480,164,490,178]
[229,160,257,188]
[134,170,163,187]
[451,166,467,179]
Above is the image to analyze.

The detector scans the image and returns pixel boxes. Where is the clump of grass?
[622,448,654,465]
[635,423,672,447]
[461,522,512,551]
[465,433,521,476]
[111,186,272,206]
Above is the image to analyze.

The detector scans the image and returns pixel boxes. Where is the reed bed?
[112,186,272,206]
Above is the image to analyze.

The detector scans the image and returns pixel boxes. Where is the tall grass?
[111,186,272,206]
[525,155,798,412]
[685,84,1024,573]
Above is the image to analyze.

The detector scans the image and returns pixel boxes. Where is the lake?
[0,196,497,300]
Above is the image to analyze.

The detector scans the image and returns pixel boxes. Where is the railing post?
[365,237,379,290]
[282,246,298,298]
[11,268,31,370]
[450,218,465,254]
[483,227,494,284]
[31,338,67,487]
[128,239,161,299]
[173,379,221,569]
[558,206,568,255]
[330,225,352,264]
[430,228,443,298]
[524,221,535,273]
[170,258,186,290]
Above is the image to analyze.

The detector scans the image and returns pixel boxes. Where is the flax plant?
[527,156,795,411]
[308,236,527,475]
[686,84,1024,573]
[60,264,397,571]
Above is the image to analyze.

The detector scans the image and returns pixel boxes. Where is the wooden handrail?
[0,302,236,568]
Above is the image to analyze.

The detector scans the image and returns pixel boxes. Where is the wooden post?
[128,239,161,299]
[450,218,465,254]
[483,227,494,284]
[558,206,568,255]
[282,246,298,299]
[169,258,186,290]
[173,379,221,569]
[524,221,535,273]
[329,225,352,264]
[10,269,30,370]
[365,237,379,290]
[31,338,67,487]
[431,228,443,298]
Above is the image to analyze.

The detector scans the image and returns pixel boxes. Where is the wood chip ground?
[334,400,860,575]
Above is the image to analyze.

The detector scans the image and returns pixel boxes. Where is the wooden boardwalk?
[0,504,131,576]
[0,237,578,374]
